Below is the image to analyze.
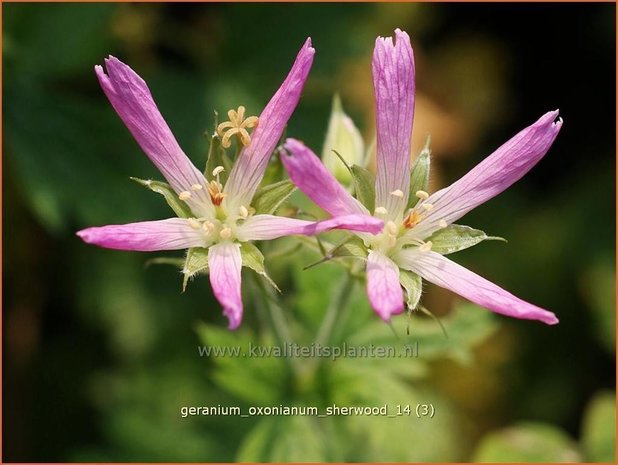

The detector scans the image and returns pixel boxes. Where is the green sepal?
[407,136,431,209]
[399,270,423,310]
[428,224,506,255]
[130,177,193,218]
[252,180,297,215]
[350,164,375,212]
[182,247,210,292]
[240,242,280,292]
[204,130,233,183]
[332,150,375,212]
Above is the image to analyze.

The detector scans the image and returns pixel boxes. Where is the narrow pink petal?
[419,111,563,235]
[366,251,405,321]
[396,249,558,325]
[281,138,368,216]
[236,213,383,241]
[208,242,243,330]
[76,218,206,251]
[224,39,315,209]
[96,57,212,216]
[373,29,415,220]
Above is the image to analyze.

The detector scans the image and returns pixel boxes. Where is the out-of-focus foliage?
[4,3,615,462]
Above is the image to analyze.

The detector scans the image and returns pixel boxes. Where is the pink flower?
[77,39,383,329]
[281,29,563,325]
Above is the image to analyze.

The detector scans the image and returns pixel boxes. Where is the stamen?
[374,206,388,215]
[403,210,423,229]
[207,180,226,206]
[239,205,249,219]
[191,184,203,191]
[212,166,225,177]
[422,203,434,211]
[219,227,232,240]
[216,106,259,149]
[187,218,201,229]
[385,221,398,235]
[438,219,448,228]
[390,189,404,198]
[179,191,192,201]
[415,190,429,200]
[419,241,433,252]
[202,221,215,233]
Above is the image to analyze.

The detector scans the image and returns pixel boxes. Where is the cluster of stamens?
[216,106,259,149]
[402,190,434,229]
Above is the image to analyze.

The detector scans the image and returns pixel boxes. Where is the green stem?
[315,273,355,347]
[303,272,356,378]
[251,272,302,375]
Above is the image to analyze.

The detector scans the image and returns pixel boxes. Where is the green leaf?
[399,270,422,310]
[252,180,297,215]
[428,224,506,255]
[240,242,280,292]
[349,302,499,364]
[237,416,329,462]
[407,136,431,209]
[350,164,375,212]
[581,391,616,462]
[195,323,286,405]
[204,130,232,183]
[182,247,209,291]
[472,422,581,462]
[130,177,193,219]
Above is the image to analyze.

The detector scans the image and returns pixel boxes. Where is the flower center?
[216,106,259,149]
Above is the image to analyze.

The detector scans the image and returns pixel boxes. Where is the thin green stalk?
[250,272,302,375]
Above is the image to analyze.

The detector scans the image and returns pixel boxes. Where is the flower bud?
[321,95,365,185]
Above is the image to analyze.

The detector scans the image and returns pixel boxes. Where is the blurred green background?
[3,3,615,462]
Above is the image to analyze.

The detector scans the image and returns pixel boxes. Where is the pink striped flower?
[281,29,563,325]
[77,39,383,329]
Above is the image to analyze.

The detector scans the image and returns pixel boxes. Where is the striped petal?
[236,213,383,241]
[224,39,315,210]
[96,57,213,217]
[366,251,405,321]
[208,242,243,330]
[281,138,368,217]
[373,29,416,221]
[76,218,206,251]
[414,111,563,238]
[396,248,558,325]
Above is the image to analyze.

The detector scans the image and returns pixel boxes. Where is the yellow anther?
[374,206,388,215]
[415,190,429,200]
[219,227,232,240]
[191,183,203,191]
[207,180,226,206]
[390,189,404,198]
[187,218,201,229]
[419,241,433,252]
[212,166,225,177]
[403,209,423,229]
[385,221,398,235]
[422,203,434,211]
[216,106,259,149]
[239,205,249,219]
[438,219,448,228]
[179,191,192,201]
